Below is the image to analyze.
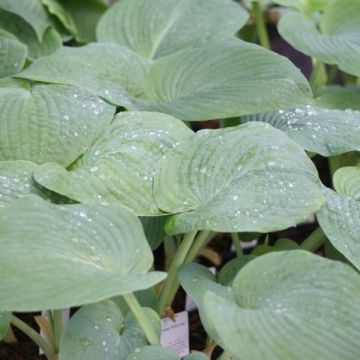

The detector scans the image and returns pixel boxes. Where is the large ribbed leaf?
[0,161,71,207]
[137,40,312,120]
[272,0,326,12]
[127,346,179,360]
[155,122,324,234]
[334,167,360,199]
[19,43,149,108]
[41,0,77,37]
[96,0,248,60]
[0,311,11,340]
[34,112,192,215]
[179,263,233,340]
[0,84,114,166]
[315,86,360,111]
[203,251,360,360]
[278,0,360,76]
[0,0,50,40]
[0,10,61,60]
[317,187,360,271]
[0,35,27,78]
[0,161,44,207]
[140,216,168,250]
[59,0,108,43]
[19,40,312,119]
[240,105,360,156]
[0,196,166,311]
[59,300,160,360]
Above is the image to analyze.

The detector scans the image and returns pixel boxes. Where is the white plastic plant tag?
[39,309,70,354]
[185,267,216,312]
[161,311,189,358]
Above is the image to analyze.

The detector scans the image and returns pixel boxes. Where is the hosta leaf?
[96,0,249,60]
[140,216,168,250]
[127,346,179,360]
[155,122,324,234]
[333,167,360,199]
[204,251,360,360]
[0,311,11,340]
[278,0,360,76]
[0,195,166,311]
[272,0,326,12]
[59,0,108,43]
[185,353,209,360]
[317,187,360,270]
[60,300,159,360]
[0,0,50,40]
[316,86,360,111]
[0,161,45,207]
[0,161,72,207]
[179,263,234,340]
[218,255,256,286]
[0,84,115,166]
[41,0,78,36]
[240,104,360,156]
[137,40,312,120]
[0,36,27,78]
[19,43,149,108]
[0,10,61,60]
[34,112,193,215]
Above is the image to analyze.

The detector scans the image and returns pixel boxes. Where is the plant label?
[161,311,189,358]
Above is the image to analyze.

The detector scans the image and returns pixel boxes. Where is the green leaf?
[278,0,360,76]
[19,39,312,119]
[0,10,62,60]
[59,0,108,43]
[0,160,72,207]
[179,263,233,340]
[96,0,249,60]
[34,112,193,215]
[333,167,360,199]
[317,187,360,271]
[138,40,312,120]
[315,86,360,111]
[272,0,326,13]
[0,36,27,78]
[240,104,360,156]
[0,195,166,311]
[0,0,51,40]
[155,122,324,234]
[60,300,159,360]
[140,216,168,250]
[218,256,256,286]
[0,83,115,166]
[127,346,179,360]
[19,43,150,107]
[204,250,360,360]
[41,0,77,37]
[0,161,46,206]
[0,311,11,340]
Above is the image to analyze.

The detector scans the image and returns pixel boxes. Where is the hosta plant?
[0,0,360,359]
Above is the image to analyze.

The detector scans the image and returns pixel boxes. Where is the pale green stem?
[184,230,215,263]
[52,310,64,352]
[162,231,215,310]
[300,227,326,252]
[231,232,243,257]
[123,293,159,345]
[309,59,326,90]
[163,236,176,271]
[158,231,198,314]
[252,1,270,49]
[11,315,55,359]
